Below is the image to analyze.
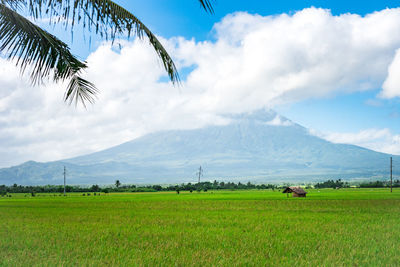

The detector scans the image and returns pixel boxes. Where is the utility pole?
[63,166,66,196]
[197,166,203,184]
[390,157,393,193]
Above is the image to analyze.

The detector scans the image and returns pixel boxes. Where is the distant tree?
[360,180,386,188]
[65,185,73,192]
[315,179,345,189]
[102,188,110,193]
[91,184,100,192]
[152,185,162,191]
[115,180,121,188]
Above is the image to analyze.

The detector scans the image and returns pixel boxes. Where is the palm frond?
[0,0,23,11]
[65,75,98,108]
[0,3,86,83]
[64,0,181,84]
[0,0,214,105]
[198,0,214,14]
[17,0,212,84]
[0,3,96,105]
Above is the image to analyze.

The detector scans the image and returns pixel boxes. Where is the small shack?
[282,187,307,198]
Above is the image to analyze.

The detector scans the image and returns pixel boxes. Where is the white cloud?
[381,48,400,98]
[311,128,400,155]
[2,7,400,166]
[265,115,293,126]
[174,8,400,113]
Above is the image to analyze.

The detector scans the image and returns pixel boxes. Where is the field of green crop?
[1,189,400,266]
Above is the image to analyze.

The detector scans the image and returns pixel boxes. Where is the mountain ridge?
[0,109,394,185]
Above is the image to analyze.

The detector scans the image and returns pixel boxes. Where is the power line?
[197,166,203,184]
[390,157,393,193]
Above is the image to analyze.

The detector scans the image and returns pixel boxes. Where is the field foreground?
[1,189,400,266]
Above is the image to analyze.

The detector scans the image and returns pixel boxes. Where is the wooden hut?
[282,187,307,197]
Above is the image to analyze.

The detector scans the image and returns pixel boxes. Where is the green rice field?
[1,189,400,266]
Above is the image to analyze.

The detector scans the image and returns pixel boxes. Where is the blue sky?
[67,0,400,56]
[2,0,400,167]
[105,0,400,133]
[114,0,400,40]
[93,0,400,133]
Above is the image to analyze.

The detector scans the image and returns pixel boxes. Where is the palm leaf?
[199,0,214,14]
[14,0,181,84]
[0,3,85,82]
[0,3,96,104]
[14,0,214,84]
[65,75,98,107]
[0,0,214,105]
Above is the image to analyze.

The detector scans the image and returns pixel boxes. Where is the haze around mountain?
[0,109,394,185]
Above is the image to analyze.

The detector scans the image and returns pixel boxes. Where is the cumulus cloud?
[2,7,400,166]
[171,8,400,113]
[311,128,400,155]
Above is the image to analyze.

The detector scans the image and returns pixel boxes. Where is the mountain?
[0,109,395,185]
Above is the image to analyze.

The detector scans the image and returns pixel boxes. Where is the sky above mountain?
[1,0,400,167]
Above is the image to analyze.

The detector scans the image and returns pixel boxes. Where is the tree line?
[314,179,400,189]
[359,180,400,188]
[1,179,399,196]
[314,179,348,189]
[0,181,277,195]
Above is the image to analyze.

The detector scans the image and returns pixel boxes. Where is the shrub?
[102,188,110,193]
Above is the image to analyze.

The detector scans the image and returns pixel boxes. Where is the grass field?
[1,189,400,266]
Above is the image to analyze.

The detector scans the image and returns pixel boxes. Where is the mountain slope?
[0,110,395,185]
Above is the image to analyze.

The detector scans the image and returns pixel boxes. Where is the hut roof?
[282,187,307,194]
